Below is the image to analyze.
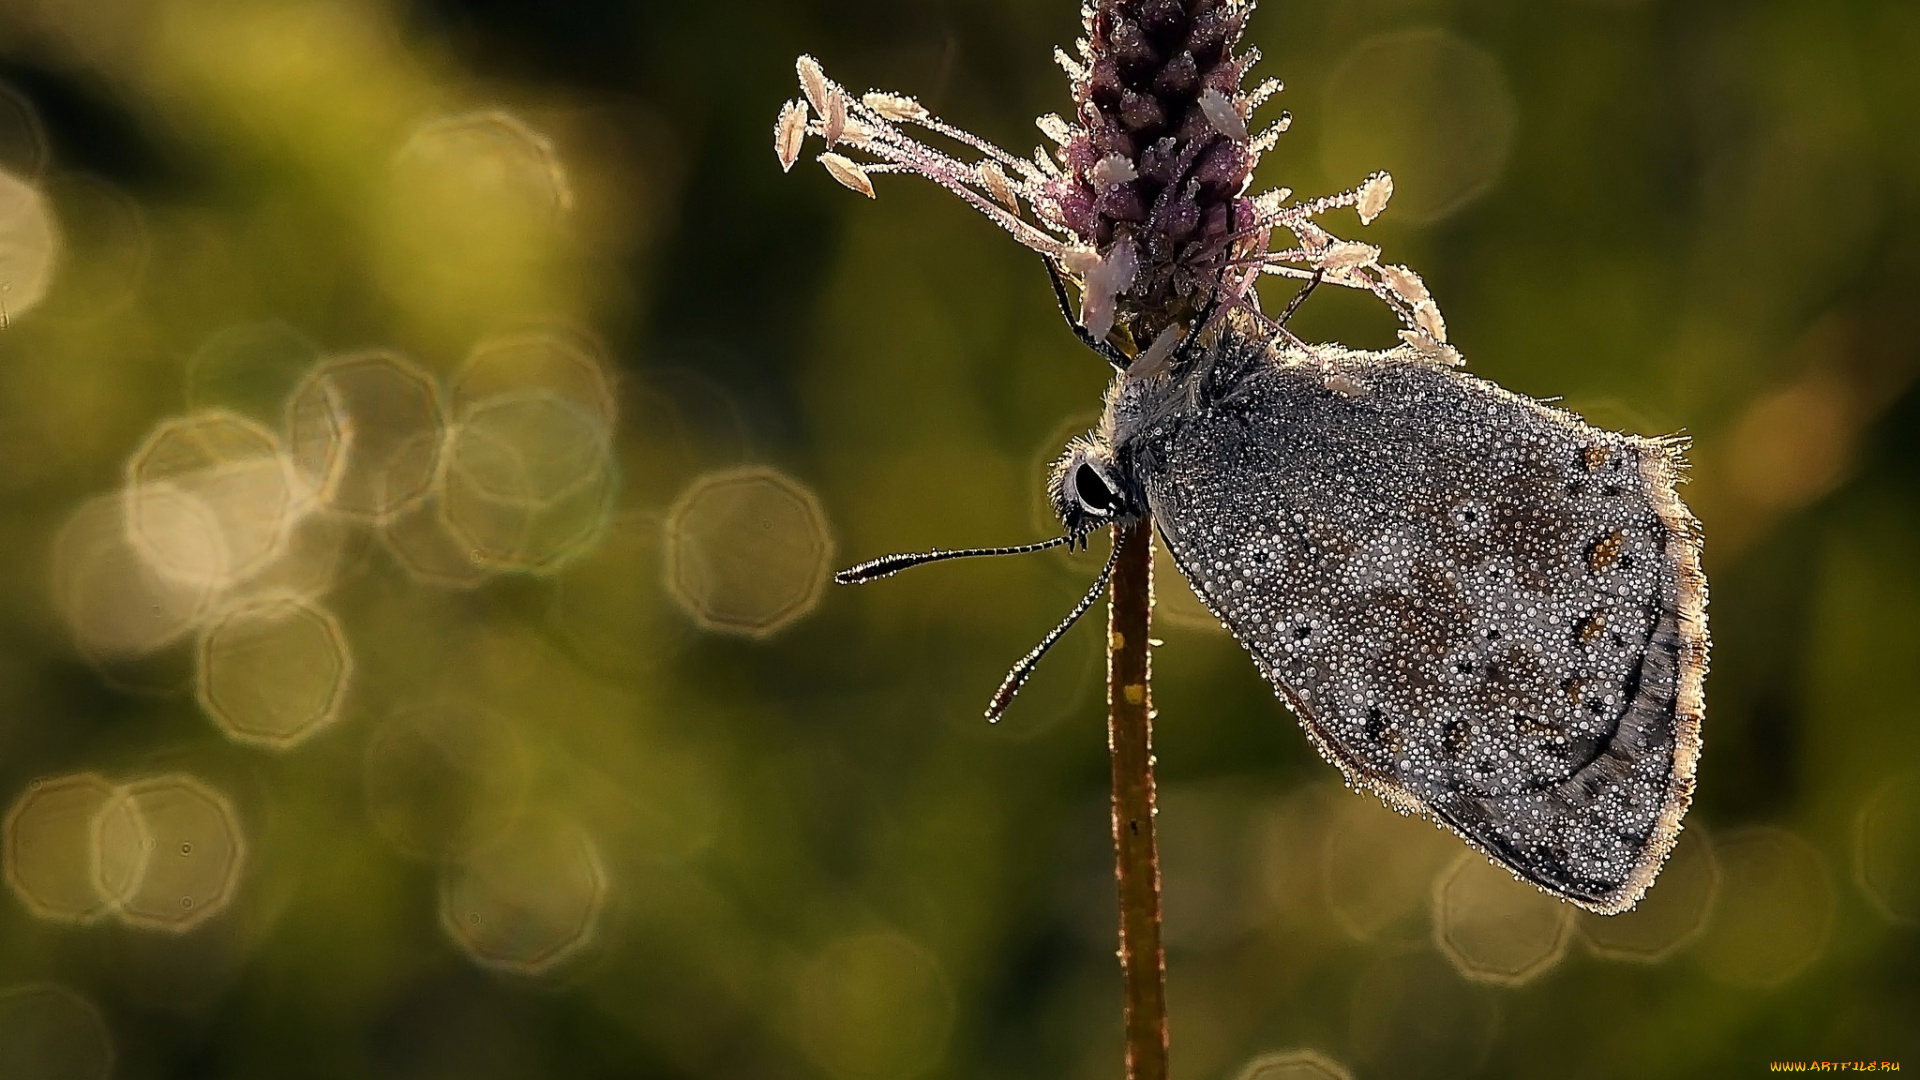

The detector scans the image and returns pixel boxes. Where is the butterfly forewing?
[1138,344,1706,913]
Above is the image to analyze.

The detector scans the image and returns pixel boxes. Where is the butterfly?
[837,303,1708,915]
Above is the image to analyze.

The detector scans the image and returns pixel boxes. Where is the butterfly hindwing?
[1136,343,1707,913]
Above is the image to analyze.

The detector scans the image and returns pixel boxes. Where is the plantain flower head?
[777,1,1453,364]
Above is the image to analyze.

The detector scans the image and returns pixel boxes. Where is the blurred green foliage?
[0,0,1916,1077]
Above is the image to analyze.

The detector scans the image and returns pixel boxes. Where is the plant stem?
[1107,514,1168,1080]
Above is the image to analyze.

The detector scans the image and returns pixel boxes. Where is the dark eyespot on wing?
[1135,341,1707,914]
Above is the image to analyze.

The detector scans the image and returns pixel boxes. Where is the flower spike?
[779,5,1452,359]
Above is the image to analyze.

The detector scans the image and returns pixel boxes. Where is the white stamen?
[979,161,1020,211]
[838,120,877,149]
[1356,171,1393,225]
[1055,47,1086,84]
[1252,188,1293,218]
[1089,153,1138,189]
[1319,241,1380,271]
[1414,300,1447,344]
[862,92,927,122]
[797,56,831,115]
[820,153,875,198]
[1400,329,1441,354]
[774,99,807,172]
[1198,88,1248,141]
[822,88,848,146]
[1080,238,1138,342]
[1037,114,1074,146]
[1130,323,1184,380]
[1060,246,1101,275]
[1381,263,1430,303]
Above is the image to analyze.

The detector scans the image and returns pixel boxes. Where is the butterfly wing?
[1137,344,1707,913]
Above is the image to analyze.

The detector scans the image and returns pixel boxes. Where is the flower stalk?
[1106,516,1167,1080]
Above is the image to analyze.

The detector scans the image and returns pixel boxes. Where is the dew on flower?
[1381,263,1430,303]
[978,161,1019,211]
[821,86,849,147]
[860,92,925,122]
[820,153,875,199]
[775,98,807,172]
[1356,171,1394,224]
[796,55,830,114]
[1198,87,1247,141]
[1319,242,1380,272]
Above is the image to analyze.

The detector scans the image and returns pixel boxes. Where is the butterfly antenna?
[985,538,1124,723]
[835,535,1074,585]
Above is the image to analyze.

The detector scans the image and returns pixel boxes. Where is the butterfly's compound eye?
[1074,462,1116,515]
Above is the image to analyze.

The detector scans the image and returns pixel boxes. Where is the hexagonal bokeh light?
[50,493,214,661]
[4,773,117,924]
[1693,827,1835,988]
[0,984,113,1080]
[1322,796,1458,942]
[197,594,351,749]
[0,165,59,318]
[94,775,246,933]
[1234,1049,1356,1080]
[364,703,528,860]
[665,466,833,638]
[792,931,955,1080]
[1578,825,1720,962]
[452,330,615,428]
[1855,774,1920,924]
[1432,853,1572,986]
[439,813,606,975]
[286,350,444,522]
[440,390,616,573]
[124,410,301,590]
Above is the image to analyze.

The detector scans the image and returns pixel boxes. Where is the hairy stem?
[1107,515,1168,1080]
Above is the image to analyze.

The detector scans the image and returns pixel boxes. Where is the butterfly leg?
[1045,257,1132,371]
[1173,287,1224,367]
[1242,269,1325,368]
[1274,268,1323,330]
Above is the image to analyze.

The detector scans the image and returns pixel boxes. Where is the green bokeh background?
[1,0,1917,1077]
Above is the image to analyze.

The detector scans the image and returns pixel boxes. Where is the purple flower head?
[778,1,1454,364]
